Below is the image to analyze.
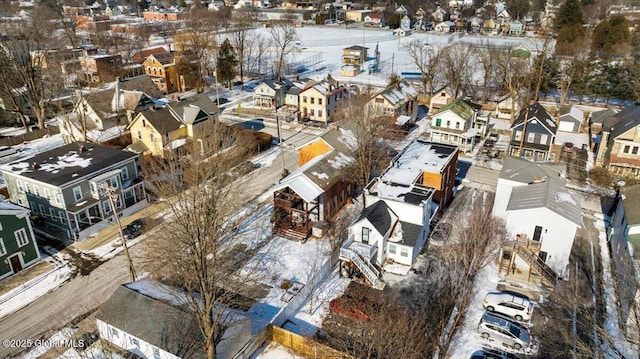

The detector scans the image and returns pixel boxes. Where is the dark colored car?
[217,97,230,105]
[470,349,519,359]
[123,219,144,240]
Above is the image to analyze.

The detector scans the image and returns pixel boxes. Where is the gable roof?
[118,75,164,99]
[511,103,557,134]
[84,90,115,118]
[559,105,584,123]
[374,81,418,108]
[506,177,582,226]
[356,200,396,236]
[0,200,30,216]
[344,45,368,51]
[148,51,174,65]
[138,107,181,134]
[499,156,566,183]
[96,285,205,358]
[170,94,219,119]
[590,108,618,125]
[433,98,480,119]
[132,46,169,63]
[0,141,138,187]
[621,184,640,225]
[609,103,640,139]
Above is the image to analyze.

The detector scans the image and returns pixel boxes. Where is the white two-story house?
[428,98,482,153]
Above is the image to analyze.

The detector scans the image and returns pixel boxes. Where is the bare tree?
[438,43,474,98]
[245,33,271,77]
[143,123,262,359]
[335,94,392,207]
[269,18,299,79]
[474,42,501,103]
[494,46,532,120]
[403,39,442,96]
[231,9,259,81]
[0,18,66,130]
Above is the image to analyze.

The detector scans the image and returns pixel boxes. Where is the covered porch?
[273,187,319,241]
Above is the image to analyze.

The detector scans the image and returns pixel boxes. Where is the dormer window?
[142,119,146,127]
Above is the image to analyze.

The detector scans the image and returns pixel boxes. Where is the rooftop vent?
[31,161,39,169]
[78,145,86,153]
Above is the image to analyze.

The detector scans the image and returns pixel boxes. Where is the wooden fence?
[270,325,353,359]
[0,126,60,147]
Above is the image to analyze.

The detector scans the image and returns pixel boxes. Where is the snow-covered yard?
[251,341,304,359]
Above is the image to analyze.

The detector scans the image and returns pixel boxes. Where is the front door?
[538,251,548,262]
[8,255,22,273]
[533,225,543,241]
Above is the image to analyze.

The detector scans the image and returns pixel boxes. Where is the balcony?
[340,235,377,262]
[515,233,541,252]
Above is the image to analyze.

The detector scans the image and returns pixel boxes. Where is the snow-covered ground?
[595,217,639,358]
[251,341,304,359]
[447,263,502,358]
[0,265,71,319]
[21,327,78,359]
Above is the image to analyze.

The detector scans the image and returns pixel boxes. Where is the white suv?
[483,291,533,321]
[477,311,531,350]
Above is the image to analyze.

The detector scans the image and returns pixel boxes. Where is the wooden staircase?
[275,228,308,241]
[513,242,559,286]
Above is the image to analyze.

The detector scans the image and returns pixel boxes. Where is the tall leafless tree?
[403,39,442,96]
[144,123,263,359]
[438,43,474,98]
[231,8,259,81]
[269,18,299,79]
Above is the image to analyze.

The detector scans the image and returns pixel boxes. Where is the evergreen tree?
[216,39,237,89]
[555,0,583,29]
[591,16,630,58]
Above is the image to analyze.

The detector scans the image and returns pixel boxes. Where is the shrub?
[589,166,613,188]
[280,279,292,290]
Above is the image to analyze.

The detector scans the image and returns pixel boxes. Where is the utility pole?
[276,116,288,178]
[102,184,137,282]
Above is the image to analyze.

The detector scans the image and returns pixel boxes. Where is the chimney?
[31,161,39,169]
[78,145,86,153]
[150,105,156,111]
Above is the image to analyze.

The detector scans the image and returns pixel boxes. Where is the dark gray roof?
[175,94,219,115]
[357,201,395,236]
[511,103,557,134]
[344,45,368,51]
[621,184,640,225]
[506,177,582,226]
[119,75,164,99]
[609,103,640,139]
[390,221,422,247]
[141,107,181,134]
[591,108,617,125]
[0,141,138,187]
[96,285,205,359]
[84,90,114,117]
[499,156,566,184]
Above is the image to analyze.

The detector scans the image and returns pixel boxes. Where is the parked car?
[123,219,144,240]
[470,349,519,359]
[477,311,531,350]
[483,291,534,321]
[562,142,574,152]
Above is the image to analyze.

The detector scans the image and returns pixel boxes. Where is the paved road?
[0,143,305,359]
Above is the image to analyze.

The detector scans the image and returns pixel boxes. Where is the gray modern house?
[0,142,147,241]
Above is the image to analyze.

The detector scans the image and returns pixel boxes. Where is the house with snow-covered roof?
[341,140,458,287]
[494,156,580,282]
[429,85,455,114]
[97,279,250,359]
[0,142,147,241]
[366,81,417,119]
[272,123,357,240]
[507,103,557,161]
[126,94,219,158]
[298,77,348,126]
[59,76,163,145]
[428,98,482,153]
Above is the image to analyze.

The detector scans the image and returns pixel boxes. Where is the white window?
[400,247,409,257]
[514,131,522,141]
[0,238,6,256]
[103,200,112,214]
[49,208,57,222]
[115,196,122,208]
[15,228,29,247]
[17,181,24,193]
[153,347,161,359]
[73,187,82,201]
[59,211,67,224]
[150,133,155,142]
[30,201,36,210]
[137,130,142,140]
[17,198,23,205]
[110,177,118,188]
[0,222,2,231]
[389,244,397,254]
[624,145,631,154]
[54,192,62,205]
[34,185,40,197]
[25,183,31,193]
[121,167,129,181]
[38,204,45,215]
[90,182,97,195]
[527,133,535,142]
[111,327,119,338]
[318,110,323,118]
[540,134,548,144]
[130,337,139,346]
[44,188,50,199]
